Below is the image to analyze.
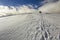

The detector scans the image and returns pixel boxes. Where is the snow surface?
[0,13,60,40]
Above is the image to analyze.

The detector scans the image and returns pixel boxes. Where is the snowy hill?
[0,13,60,40]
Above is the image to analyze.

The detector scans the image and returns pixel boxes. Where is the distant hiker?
[39,11,42,13]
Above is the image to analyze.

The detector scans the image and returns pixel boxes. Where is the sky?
[0,0,60,16]
[0,0,44,8]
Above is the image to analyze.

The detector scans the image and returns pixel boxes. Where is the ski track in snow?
[0,13,60,40]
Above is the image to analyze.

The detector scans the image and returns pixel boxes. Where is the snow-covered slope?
[0,13,60,40]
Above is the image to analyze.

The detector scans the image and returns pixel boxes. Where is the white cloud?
[17,5,37,13]
[43,0,59,3]
[0,5,37,16]
[38,0,60,14]
[0,0,60,17]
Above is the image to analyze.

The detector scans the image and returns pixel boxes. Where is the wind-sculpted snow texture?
[0,13,60,40]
